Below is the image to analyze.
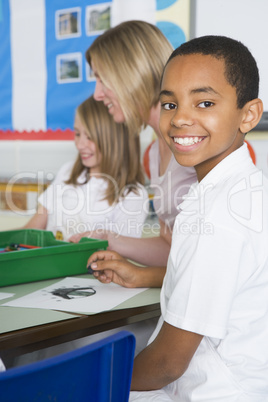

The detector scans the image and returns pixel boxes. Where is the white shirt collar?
[178,143,252,211]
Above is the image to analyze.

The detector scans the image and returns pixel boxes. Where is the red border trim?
[0,129,74,140]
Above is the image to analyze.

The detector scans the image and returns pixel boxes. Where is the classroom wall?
[0,0,191,229]
[193,0,268,111]
[1,0,268,229]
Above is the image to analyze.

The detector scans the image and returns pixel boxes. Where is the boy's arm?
[87,250,165,288]
[131,321,203,391]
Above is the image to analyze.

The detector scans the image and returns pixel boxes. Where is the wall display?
[0,0,190,137]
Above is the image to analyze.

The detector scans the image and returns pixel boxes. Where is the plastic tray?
[0,229,108,287]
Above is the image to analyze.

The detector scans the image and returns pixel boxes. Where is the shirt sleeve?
[163,222,255,339]
[38,162,73,212]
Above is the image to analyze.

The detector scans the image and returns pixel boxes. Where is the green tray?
[0,229,108,287]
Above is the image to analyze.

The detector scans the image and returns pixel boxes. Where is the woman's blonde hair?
[66,96,145,205]
[86,20,173,133]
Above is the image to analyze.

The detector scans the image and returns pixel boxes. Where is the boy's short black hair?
[167,35,259,109]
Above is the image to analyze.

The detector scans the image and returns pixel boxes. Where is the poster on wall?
[0,0,190,136]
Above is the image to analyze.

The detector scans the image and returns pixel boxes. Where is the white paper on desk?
[0,292,14,301]
[3,278,147,314]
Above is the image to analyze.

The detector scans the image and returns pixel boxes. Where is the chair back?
[0,330,135,402]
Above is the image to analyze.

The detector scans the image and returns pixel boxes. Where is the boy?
[88,36,268,401]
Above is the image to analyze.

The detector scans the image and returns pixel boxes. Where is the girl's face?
[74,113,102,175]
[91,61,125,124]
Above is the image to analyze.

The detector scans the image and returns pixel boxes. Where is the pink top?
[149,139,197,231]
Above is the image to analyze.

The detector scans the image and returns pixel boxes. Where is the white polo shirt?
[39,162,148,240]
[131,144,268,402]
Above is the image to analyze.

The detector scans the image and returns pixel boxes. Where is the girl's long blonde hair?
[66,96,144,205]
[86,20,173,133]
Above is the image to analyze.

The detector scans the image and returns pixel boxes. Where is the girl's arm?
[107,218,171,266]
[23,204,48,230]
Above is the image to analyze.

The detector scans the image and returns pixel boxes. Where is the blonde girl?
[24,96,148,240]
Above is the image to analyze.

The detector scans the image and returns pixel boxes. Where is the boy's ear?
[240,98,263,134]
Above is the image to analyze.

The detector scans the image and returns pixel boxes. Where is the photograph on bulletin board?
[55,7,82,40]
[56,52,83,84]
[86,2,112,36]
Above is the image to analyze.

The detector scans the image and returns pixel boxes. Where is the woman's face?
[74,113,102,175]
[91,61,125,124]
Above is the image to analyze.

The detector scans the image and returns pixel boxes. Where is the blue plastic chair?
[0,330,135,402]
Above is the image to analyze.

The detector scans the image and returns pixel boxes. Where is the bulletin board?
[0,0,191,139]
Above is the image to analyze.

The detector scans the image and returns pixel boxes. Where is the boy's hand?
[87,250,143,288]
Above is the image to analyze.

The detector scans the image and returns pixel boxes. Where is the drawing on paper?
[50,286,96,300]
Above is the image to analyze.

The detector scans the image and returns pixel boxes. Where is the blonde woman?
[71,20,197,267]
[24,96,148,240]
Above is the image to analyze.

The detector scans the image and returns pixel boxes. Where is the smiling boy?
[88,36,268,401]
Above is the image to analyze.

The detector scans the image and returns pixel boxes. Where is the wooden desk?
[0,277,161,364]
[0,303,160,362]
